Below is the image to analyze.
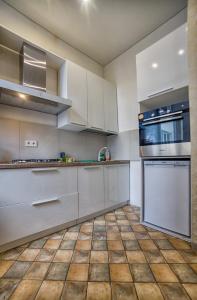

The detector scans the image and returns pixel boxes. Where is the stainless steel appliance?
[139,101,190,157]
[143,159,190,237]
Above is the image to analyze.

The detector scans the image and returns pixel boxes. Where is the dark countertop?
[0,160,130,170]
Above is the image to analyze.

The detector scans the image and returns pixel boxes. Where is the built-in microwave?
[139,101,190,157]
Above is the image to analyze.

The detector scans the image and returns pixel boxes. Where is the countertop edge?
[0,160,130,170]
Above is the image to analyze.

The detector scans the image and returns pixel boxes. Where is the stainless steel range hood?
[0,79,72,115]
[0,43,72,115]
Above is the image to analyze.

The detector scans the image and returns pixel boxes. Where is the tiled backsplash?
[0,118,107,162]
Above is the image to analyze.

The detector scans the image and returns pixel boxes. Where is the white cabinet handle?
[84,166,101,169]
[32,168,59,172]
[148,87,173,98]
[32,197,59,206]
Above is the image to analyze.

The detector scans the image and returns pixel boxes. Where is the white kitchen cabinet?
[104,80,118,133]
[78,165,105,218]
[87,71,104,131]
[0,167,77,207]
[136,23,188,102]
[58,60,87,131]
[104,164,130,209]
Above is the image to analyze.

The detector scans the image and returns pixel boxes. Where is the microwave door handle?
[142,115,183,126]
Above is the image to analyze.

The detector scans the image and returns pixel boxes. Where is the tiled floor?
[0,205,197,299]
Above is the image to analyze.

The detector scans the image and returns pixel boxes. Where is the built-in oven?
[139,101,190,157]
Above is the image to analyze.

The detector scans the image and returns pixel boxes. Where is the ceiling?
[4,0,187,65]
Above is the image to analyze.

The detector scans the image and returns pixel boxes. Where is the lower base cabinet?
[104,164,130,208]
[78,166,105,218]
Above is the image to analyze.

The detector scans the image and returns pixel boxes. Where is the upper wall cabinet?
[58,60,88,131]
[136,24,188,102]
[87,71,105,131]
[104,80,118,133]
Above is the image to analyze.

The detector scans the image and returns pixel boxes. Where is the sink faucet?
[98,147,111,161]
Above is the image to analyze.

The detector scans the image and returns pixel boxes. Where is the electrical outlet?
[24,140,38,147]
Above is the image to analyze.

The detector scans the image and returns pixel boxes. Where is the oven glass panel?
[141,119,184,145]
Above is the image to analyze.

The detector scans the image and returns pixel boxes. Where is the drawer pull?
[84,166,101,169]
[32,198,59,206]
[32,168,59,172]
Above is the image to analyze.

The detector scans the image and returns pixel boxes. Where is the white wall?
[105,9,187,206]
[0,1,103,76]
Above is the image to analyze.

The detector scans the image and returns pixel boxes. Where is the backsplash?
[0,118,107,162]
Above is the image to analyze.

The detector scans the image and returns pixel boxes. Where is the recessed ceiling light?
[178,49,185,55]
[152,63,158,69]
[18,93,26,99]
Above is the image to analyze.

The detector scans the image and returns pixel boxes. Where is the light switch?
[24,140,38,147]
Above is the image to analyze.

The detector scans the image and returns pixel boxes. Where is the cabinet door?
[78,166,105,218]
[87,72,104,130]
[118,164,130,203]
[58,60,87,127]
[104,165,119,208]
[104,80,118,133]
[136,23,188,102]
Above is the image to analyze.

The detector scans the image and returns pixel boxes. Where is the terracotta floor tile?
[111,282,138,300]
[155,239,174,250]
[126,251,146,263]
[24,262,50,280]
[118,225,132,232]
[64,232,79,240]
[121,232,136,240]
[67,264,89,281]
[139,240,157,251]
[94,225,106,232]
[0,261,14,277]
[150,264,179,283]
[183,283,197,300]
[117,220,130,225]
[180,250,197,263]
[17,249,40,261]
[135,283,164,300]
[87,282,111,300]
[0,248,24,260]
[75,240,91,251]
[107,240,124,251]
[0,279,19,299]
[68,224,81,232]
[190,264,197,272]
[171,264,197,283]
[78,232,92,240]
[109,250,127,263]
[49,230,65,240]
[106,225,119,232]
[35,249,56,262]
[159,283,190,300]
[90,251,108,263]
[123,240,140,251]
[43,240,61,250]
[46,263,69,281]
[107,232,121,240]
[132,224,147,232]
[60,240,76,250]
[144,250,165,263]
[80,225,93,233]
[61,281,87,300]
[134,232,150,240]
[4,261,31,278]
[53,250,73,263]
[148,232,166,239]
[110,264,133,282]
[161,250,186,263]
[35,280,63,300]
[29,239,46,249]
[93,232,107,240]
[131,264,155,283]
[9,279,42,300]
[72,250,90,263]
[92,241,107,251]
[89,264,110,281]
[169,239,191,250]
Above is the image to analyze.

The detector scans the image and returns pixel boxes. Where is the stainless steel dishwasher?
[143,160,190,237]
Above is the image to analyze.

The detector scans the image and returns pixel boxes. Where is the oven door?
[139,111,190,156]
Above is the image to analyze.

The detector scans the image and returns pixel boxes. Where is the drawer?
[0,167,77,206]
[0,192,78,246]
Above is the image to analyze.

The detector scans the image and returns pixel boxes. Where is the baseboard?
[0,201,129,253]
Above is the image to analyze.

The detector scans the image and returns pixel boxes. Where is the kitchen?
[0,0,197,299]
